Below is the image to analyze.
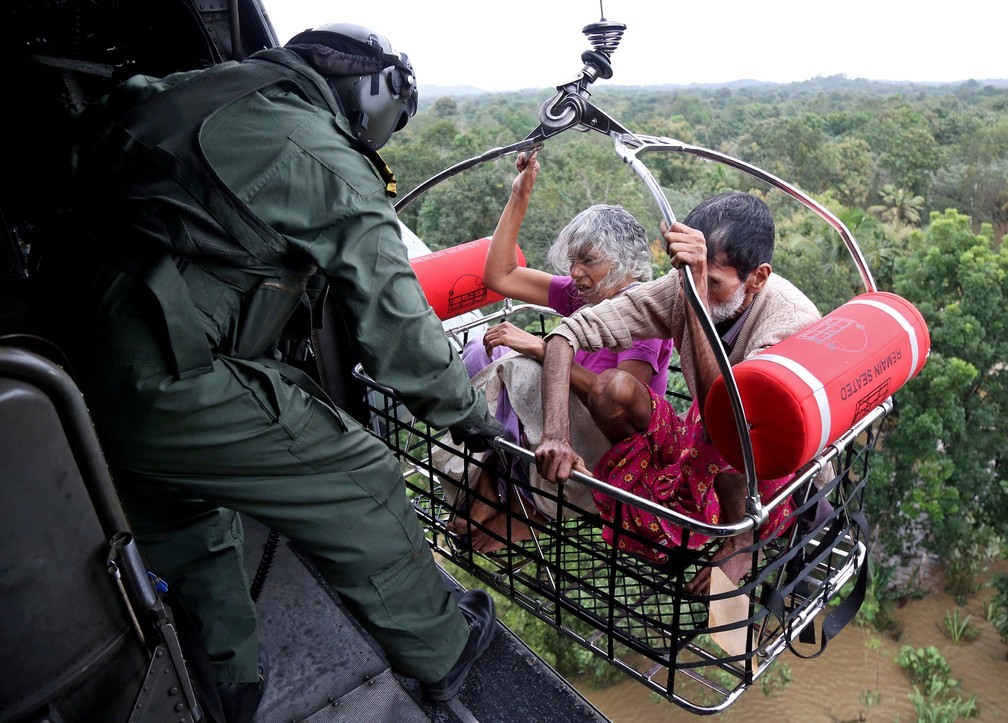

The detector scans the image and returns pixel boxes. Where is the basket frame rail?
[352,361,884,713]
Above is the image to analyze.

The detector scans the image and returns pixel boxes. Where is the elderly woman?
[445,150,673,552]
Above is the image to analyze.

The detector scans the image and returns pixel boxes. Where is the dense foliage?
[384,77,1008,582]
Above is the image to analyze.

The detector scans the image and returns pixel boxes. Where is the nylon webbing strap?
[788,484,826,645]
[762,509,870,660]
[144,257,215,377]
[256,357,348,432]
[105,249,216,379]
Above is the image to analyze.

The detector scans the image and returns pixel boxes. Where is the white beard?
[708,283,747,324]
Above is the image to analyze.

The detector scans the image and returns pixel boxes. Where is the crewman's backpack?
[42,53,344,378]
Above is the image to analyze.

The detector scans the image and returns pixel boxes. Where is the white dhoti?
[431,352,609,520]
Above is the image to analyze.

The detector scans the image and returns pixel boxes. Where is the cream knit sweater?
[548,270,821,401]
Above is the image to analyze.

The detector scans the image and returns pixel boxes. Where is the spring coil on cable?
[581,19,626,59]
[250,528,282,602]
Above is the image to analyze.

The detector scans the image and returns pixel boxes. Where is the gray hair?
[545,204,653,297]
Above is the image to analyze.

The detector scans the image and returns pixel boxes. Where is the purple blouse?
[548,276,673,395]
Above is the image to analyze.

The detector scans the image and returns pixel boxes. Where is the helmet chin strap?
[360,146,398,197]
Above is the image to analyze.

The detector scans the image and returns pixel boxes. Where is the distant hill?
[424,84,491,97]
[423,75,1008,100]
[611,76,1008,92]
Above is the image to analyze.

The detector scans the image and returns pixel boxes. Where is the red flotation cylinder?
[704,291,930,479]
[410,237,525,320]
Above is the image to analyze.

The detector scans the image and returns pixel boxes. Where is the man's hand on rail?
[661,220,708,278]
[535,434,588,484]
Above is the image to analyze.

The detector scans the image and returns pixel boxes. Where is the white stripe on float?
[847,298,919,386]
[755,354,831,456]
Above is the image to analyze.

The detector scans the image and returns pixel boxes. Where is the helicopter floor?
[241,515,608,723]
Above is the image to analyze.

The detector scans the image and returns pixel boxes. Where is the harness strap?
[256,357,347,432]
[103,247,215,379]
[761,509,870,660]
[86,53,343,378]
[144,256,215,378]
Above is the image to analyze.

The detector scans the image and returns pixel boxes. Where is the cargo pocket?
[218,356,336,454]
[232,270,312,359]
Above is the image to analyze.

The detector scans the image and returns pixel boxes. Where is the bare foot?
[470,510,535,553]
[685,531,754,595]
[446,466,501,535]
[685,471,753,595]
[469,493,550,553]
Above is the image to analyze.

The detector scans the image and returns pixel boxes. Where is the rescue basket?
[352,304,888,714]
[367,19,923,711]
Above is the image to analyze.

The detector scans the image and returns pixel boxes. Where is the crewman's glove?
[449,410,508,453]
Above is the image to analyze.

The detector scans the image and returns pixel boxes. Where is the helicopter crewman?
[36,22,500,720]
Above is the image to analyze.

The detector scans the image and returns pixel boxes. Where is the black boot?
[420,589,496,703]
[216,647,269,723]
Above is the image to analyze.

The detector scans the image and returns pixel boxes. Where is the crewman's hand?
[450,410,508,452]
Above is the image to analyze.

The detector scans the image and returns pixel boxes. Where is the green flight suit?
[59,49,486,683]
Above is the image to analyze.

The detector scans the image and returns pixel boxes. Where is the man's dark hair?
[682,192,775,280]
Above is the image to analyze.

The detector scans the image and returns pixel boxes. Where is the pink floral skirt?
[593,388,795,562]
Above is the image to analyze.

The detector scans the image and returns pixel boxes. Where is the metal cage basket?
[353,333,885,713]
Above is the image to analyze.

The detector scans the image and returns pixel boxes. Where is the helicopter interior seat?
[0,336,207,723]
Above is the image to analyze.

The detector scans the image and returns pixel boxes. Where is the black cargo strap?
[256,357,347,432]
[142,257,345,415]
[104,246,215,379]
[787,482,828,644]
[761,509,869,660]
[146,256,215,378]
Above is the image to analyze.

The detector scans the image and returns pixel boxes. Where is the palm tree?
[868,184,925,225]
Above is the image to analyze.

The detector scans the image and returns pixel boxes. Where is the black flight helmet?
[286,22,417,150]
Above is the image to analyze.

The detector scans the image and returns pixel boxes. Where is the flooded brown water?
[578,561,1008,722]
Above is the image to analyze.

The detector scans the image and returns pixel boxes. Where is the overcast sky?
[262,1,1005,92]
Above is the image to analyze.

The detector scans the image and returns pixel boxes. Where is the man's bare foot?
[469,510,535,553]
[469,492,551,553]
[684,531,754,595]
[685,471,753,595]
[446,466,501,535]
